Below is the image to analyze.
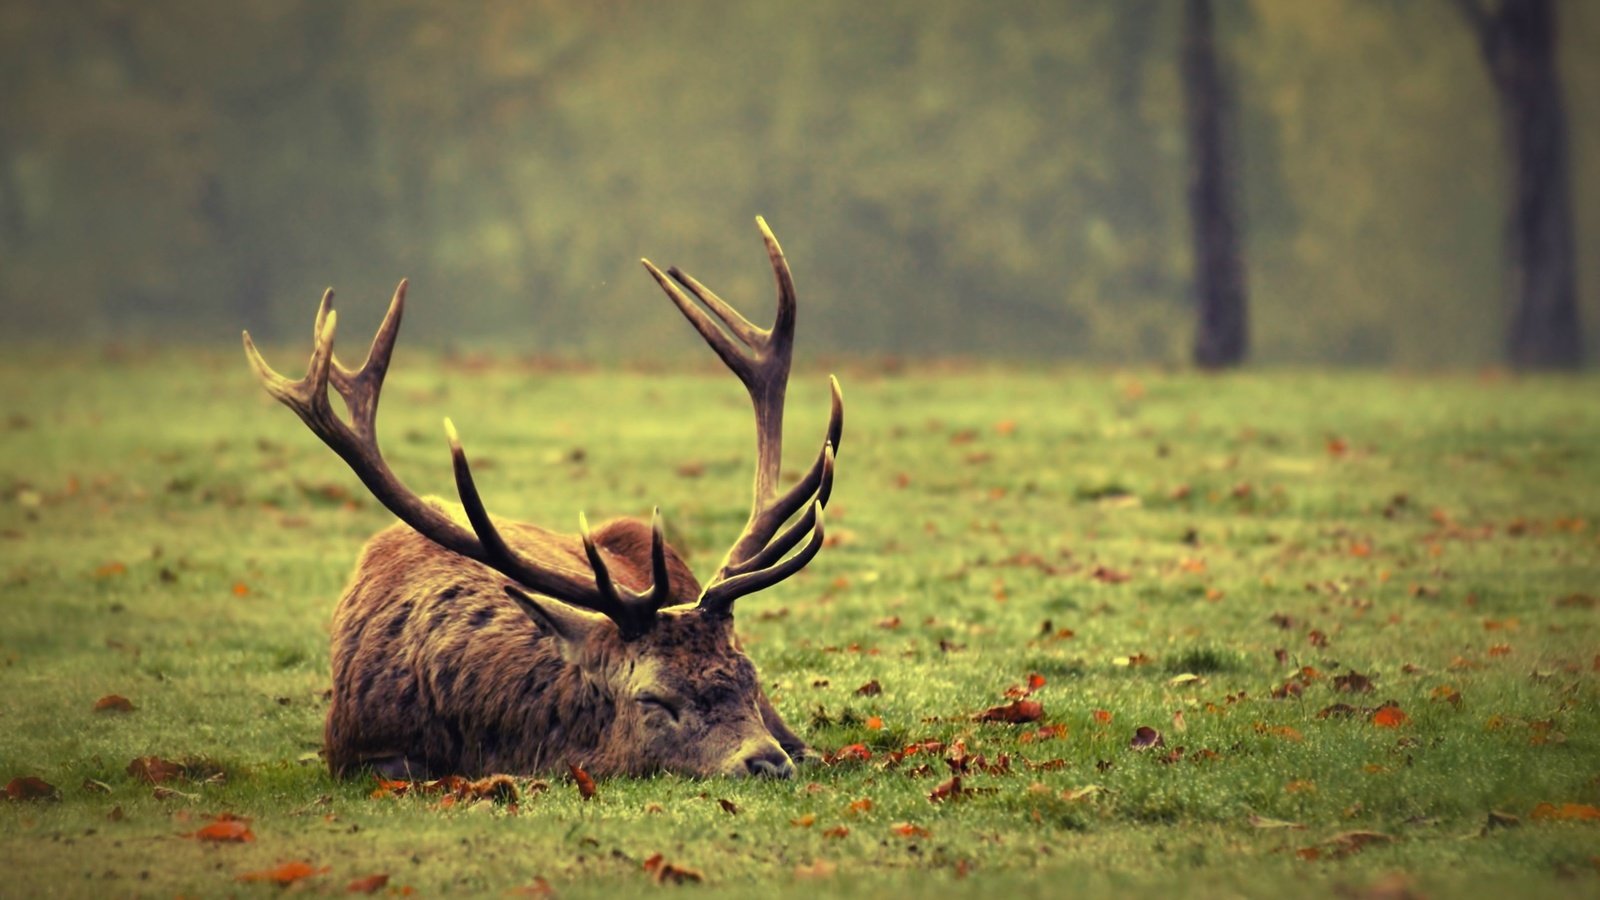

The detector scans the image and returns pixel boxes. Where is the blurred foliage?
[0,0,1595,364]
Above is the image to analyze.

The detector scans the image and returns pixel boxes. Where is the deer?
[242,218,841,780]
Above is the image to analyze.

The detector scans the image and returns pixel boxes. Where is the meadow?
[1,349,1597,897]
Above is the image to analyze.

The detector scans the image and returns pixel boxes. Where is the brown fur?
[325,506,805,779]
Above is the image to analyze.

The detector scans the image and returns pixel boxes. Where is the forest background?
[0,0,1597,366]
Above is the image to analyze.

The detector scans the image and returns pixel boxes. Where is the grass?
[2,348,1598,897]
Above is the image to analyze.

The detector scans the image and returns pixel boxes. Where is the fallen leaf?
[369,777,412,799]
[791,813,816,828]
[865,715,883,730]
[93,561,127,578]
[1429,685,1463,707]
[822,825,850,838]
[508,876,556,897]
[5,776,58,801]
[93,694,136,713]
[854,680,883,697]
[1322,830,1395,858]
[976,699,1044,724]
[127,756,185,784]
[187,816,255,843]
[1092,709,1113,725]
[1019,723,1069,744]
[794,859,837,879]
[237,861,329,885]
[847,797,874,814]
[642,854,703,885]
[1091,566,1131,584]
[928,776,965,803]
[717,798,739,816]
[346,873,390,894]
[825,744,872,765]
[569,764,596,801]
[1371,706,1409,728]
[1333,671,1374,694]
[1530,802,1600,821]
[891,822,931,838]
[1129,726,1164,750]
[1259,724,1304,742]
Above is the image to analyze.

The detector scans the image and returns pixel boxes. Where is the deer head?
[243,218,840,778]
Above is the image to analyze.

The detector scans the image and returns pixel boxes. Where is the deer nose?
[742,745,796,779]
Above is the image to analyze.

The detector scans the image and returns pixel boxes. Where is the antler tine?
[643,217,841,616]
[647,507,673,608]
[329,279,407,438]
[662,267,766,348]
[724,442,833,579]
[641,259,752,382]
[756,215,797,347]
[449,419,671,637]
[249,285,677,641]
[720,376,843,572]
[700,501,826,616]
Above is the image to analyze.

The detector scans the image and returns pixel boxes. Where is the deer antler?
[642,217,844,617]
[242,281,670,640]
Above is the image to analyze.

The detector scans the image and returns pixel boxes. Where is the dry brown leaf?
[346,873,390,894]
[642,853,703,885]
[975,699,1044,724]
[794,859,837,879]
[891,821,932,838]
[187,816,255,843]
[236,861,328,885]
[4,776,58,801]
[569,763,596,801]
[127,756,185,784]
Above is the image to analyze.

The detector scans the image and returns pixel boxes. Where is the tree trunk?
[1182,0,1248,369]
[1455,0,1582,370]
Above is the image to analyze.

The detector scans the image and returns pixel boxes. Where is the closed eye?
[637,695,680,723]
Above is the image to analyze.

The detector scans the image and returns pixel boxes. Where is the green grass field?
[2,350,1597,897]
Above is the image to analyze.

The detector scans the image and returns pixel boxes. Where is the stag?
[243,218,840,779]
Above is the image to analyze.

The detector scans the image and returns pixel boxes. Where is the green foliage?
[2,355,1599,895]
[0,1,1596,363]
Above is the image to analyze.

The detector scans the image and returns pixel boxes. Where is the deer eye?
[636,694,680,723]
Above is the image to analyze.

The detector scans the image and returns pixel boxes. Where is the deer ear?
[504,585,608,645]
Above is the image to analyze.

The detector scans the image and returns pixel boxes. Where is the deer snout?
[735,740,795,779]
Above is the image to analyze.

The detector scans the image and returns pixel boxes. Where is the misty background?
[1,0,1595,366]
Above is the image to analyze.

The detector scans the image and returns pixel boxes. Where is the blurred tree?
[0,1,1593,364]
[1182,0,1248,368]
[1451,0,1583,369]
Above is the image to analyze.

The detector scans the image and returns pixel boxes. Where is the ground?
[1,350,1597,897]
